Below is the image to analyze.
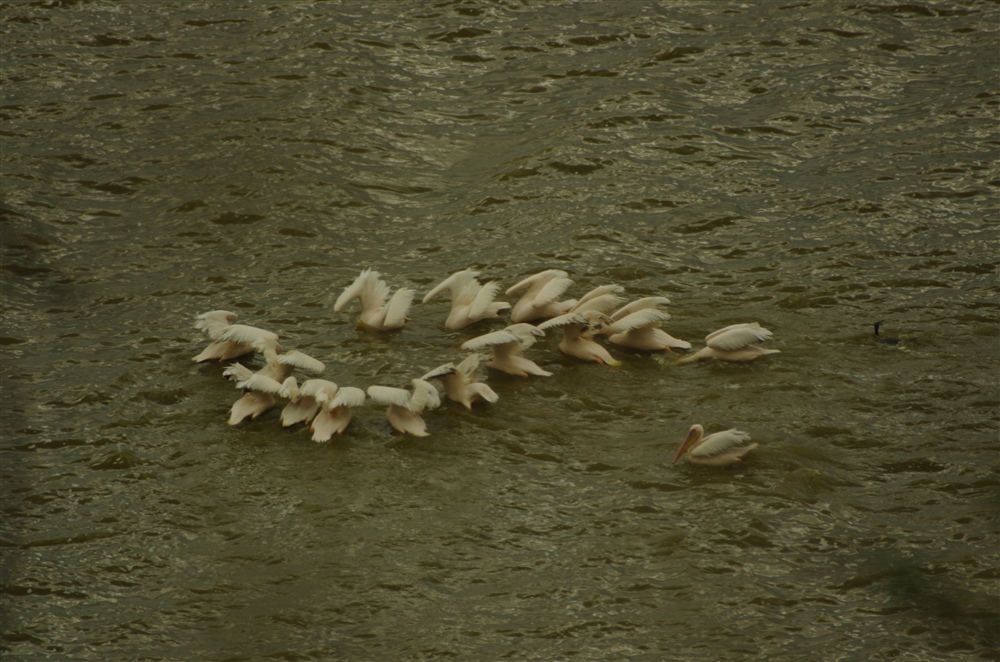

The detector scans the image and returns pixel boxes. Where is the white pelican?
[221,364,280,425]
[223,348,326,424]
[334,269,414,331]
[192,310,281,362]
[277,377,339,427]
[602,297,691,352]
[672,424,757,467]
[422,354,499,409]
[422,269,511,330]
[310,386,366,441]
[366,378,441,437]
[676,323,780,363]
[539,310,620,366]
[505,269,576,323]
[461,323,551,377]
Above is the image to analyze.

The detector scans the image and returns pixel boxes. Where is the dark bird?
[874,320,915,345]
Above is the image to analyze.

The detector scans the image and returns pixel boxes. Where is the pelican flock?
[194,267,779,465]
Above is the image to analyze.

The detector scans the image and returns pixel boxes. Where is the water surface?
[2,1,998,660]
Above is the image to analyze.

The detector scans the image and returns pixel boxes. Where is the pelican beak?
[672,428,699,465]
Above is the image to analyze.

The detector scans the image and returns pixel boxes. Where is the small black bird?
[874,320,915,345]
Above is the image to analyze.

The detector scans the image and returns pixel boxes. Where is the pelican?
[222,364,280,425]
[539,310,620,366]
[223,348,326,424]
[505,269,576,323]
[422,354,499,409]
[422,269,511,330]
[602,297,691,352]
[334,269,414,331]
[311,386,366,441]
[277,377,339,427]
[192,310,281,362]
[676,323,780,363]
[672,424,757,467]
[461,323,551,377]
[366,378,441,437]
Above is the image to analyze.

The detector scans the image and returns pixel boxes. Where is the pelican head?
[672,424,703,465]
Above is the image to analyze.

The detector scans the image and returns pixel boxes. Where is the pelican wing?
[506,269,567,295]
[611,296,670,321]
[278,350,326,374]
[236,373,285,394]
[364,276,392,312]
[334,269,376,312]
[328,386,366,409]
[538,312,587,331]
[421,363,458,381]
[690,429,753,458]
[505,323,545,345]
[606,309,671,335]
[469,281,502,319]
[572,290,625,315]
[706,323,774,351]
[422,269,478,304]
[382,287,415,328]
[410,378,441,412]
[222,363,254,383]
[195,310,239,338]
[462,329,520,351]
[468,382,499,404]
[366,385,412,408]
[455,353,482,382]
[216,324,280,348]
[574,284,624,307]
[532,275,574,307]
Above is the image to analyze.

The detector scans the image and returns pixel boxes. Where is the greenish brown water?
[2,1,998,660]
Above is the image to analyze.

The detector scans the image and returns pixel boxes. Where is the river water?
[1,1,998,660]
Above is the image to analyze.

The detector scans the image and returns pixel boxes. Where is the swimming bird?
[539,310,620,366]
[422,354,499,409]
[676,323,780,363]
[334,269,415,331]
[366,378,441,437]
[461,323,551,377]
[277,377,339,428]
[672,424,757,467]
[223,348,326,424]
[505,269,576,323]
[310,386,366,441]
[422,268,511,330]
[602,297,691,352]
[192,310,281,362]
[874,320,915,345]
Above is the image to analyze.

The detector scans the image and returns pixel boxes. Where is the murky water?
[2,1,998,660]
